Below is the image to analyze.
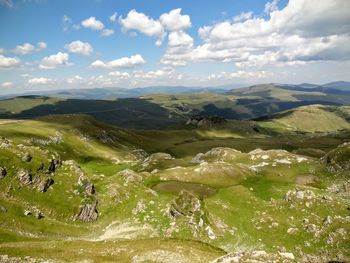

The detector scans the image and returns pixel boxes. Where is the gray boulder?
[18,170,32,185]
[0,167,7,179]
[37,178,54,192]
[0,205,7,213]
[75,201,98,222]
[22,153,32,162]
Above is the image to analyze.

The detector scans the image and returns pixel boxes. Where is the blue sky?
[0,0,349,94]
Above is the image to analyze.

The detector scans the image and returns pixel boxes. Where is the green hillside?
[0,115,349,262]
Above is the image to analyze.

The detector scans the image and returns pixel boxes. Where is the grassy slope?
[0,115,349,262]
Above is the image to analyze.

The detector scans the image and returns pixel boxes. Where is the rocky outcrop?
[169,190,202,217]
[75,201,98,222]
[0,136,10,149]
[131,149,149,161]
[142,153,173,169]
[118,169,143,184]
[37,178,54,193]
[322,142,350,173]
[191,147,242,164]
[18,170,32,185]
[77,175,95,195]
[0,167,7,179]
[211,251,295,263]
[186,115,227,127]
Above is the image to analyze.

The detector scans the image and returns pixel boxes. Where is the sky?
[0,0,350,94]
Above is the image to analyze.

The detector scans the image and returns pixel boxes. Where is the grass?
[0,114,349,261]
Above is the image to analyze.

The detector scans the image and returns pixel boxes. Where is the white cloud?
[37,42,47,50]
[233,11,253,22]
[63,15,72,31]
[90,54,145,69]
[0,48,4,54]
[28,77,55,85]
[12,42,46,55]
[1,81,14,88]
[0,0,14,8]
[81,17,104,31]
[13,43,35,55]
[168,31,193,47]
[0,55,21,69]
[161,0,350,67]
[159,8,191,31]
[67,75,84,84]
[119,9,164,38]
[109,12,117,23]
[39,52,70,69]
[101,28,115,37]
[64,40,93,56]
[264,0,279,15]
[108,71,130,78]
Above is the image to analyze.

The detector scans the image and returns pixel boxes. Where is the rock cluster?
[211,250,295,263]
[75,201,98,222]
[0,167,7,179]
[186,115,227,127]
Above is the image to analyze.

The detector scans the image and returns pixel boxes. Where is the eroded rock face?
[37,178,54,193]
[75,201,98,222]
[118,169,143,184]
[169,190,202,217]
[77,175,95,195]
[0,167,7,179]
[18,170,32,185]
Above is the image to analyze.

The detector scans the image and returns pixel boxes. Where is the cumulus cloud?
[233,11,253,22]
[109,12,118,23]
[168,31,193,47]
[101,28,115,37]
[66,75,84,84]
[0,55,21,69]
[90,54,145,69]
[159,8,191,31]
[1,81,14,88]
[64,40,93,56]
[264,0,279,15]
[12,42,47,55]
[39,52,70,69]
[161,0,350,67]
[119,9,164,39]
[28,77,55,85]
[81,17,104,30]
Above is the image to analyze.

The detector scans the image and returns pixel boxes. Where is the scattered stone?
[323,215,333,225]
[0,167,7,179]
[75,201,98,222]
[22,153,32,162]
[37,178,54,193]
[0,205,7,213]
[34,212,44,219]
[24,210,31,216]
[18,170,32,185]
[287,227,298,234]
[279,252,295,260]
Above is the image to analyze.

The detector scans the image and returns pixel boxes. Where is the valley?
[0,83,350,262]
